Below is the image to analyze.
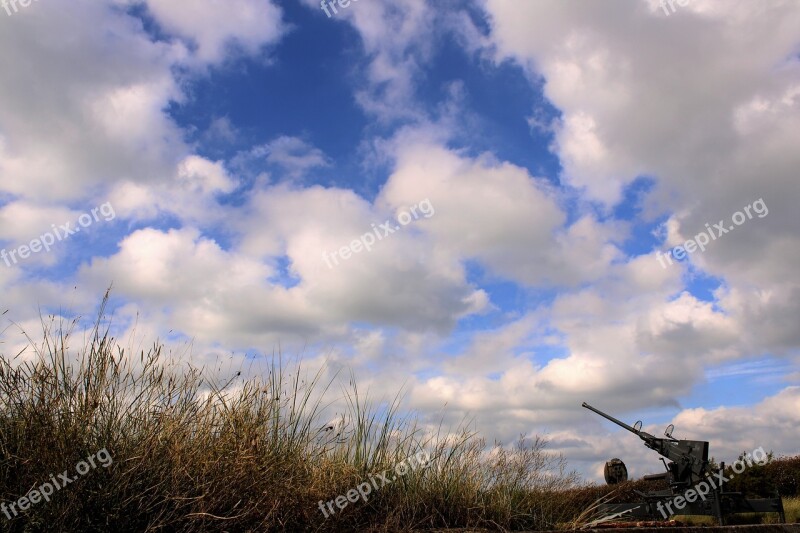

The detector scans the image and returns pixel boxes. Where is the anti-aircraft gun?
[581,402,785,524]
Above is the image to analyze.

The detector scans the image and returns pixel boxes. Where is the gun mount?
[581,402,785,525]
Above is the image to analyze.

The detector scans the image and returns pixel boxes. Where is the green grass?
[0,299,581,532]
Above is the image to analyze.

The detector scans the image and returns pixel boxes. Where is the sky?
[1,0,799,482]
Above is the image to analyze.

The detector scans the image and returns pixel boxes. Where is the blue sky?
[0,0,799,481]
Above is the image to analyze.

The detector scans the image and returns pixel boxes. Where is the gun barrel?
[582,402,640,434]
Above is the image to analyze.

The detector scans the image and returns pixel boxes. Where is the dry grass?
[782,496,800,524]
[0,297,580,532]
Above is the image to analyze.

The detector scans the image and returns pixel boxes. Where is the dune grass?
[0,301,581,532]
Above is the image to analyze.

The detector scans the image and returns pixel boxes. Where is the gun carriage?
[582,402,785,524]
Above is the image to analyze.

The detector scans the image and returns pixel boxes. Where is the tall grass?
[0,301,579,532]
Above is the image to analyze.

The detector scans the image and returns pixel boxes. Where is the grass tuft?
[0,299,579,532]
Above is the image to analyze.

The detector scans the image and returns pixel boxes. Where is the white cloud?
[236,136,331,180]
[379,139,623,287]
[0,0,188,203]
[477,0,800,368]
[134,0,286,64]
[177,156,236,195]
[298,0,436,121]
[0,0,798,484]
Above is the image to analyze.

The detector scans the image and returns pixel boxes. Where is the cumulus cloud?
[475,0,800,381]
[79,174,488,346]
[131,0,286,64]
[379,139,623,287]
[1,0,798,484]
[0,0,188,203]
